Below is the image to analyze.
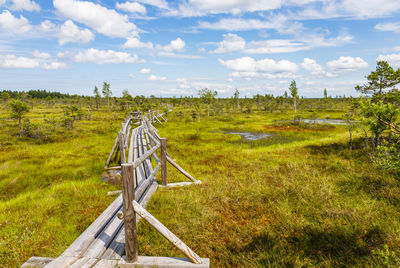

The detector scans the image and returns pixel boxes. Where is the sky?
[1,0,400,98]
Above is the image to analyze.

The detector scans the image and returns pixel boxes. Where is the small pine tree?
[8,99,30,136]
[289,80,298,113]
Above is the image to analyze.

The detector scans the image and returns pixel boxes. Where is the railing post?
[121,163,138,263]
[118,131,126,164]
[160,138,167,186]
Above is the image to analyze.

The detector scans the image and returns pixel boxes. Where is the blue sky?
[1,0,400,97]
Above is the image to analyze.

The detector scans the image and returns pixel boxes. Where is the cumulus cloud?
[327,56,369,72]
[58,20,94,45]
[53,0,137,38]
[0,53,67,69]
[123,37,153,49]
[170,0,281,17]
[296,0,400,20]
[116,1,146,14]
[375,22,400,33]
[148,74,166,81]
[301,58,325,74]
[10,0,40,12]
[40,20,56,32]
[74,48,144,64]
[219,57,299,73]
[140,68,151,74]
[211,33,245,53]
[0,54,39,68]
[198,15,302,34]
[157,38,185,52]
[0,10,32,34]
[301,58,336,77]
[43,61,68,70]
[33,50,51,59]
[377,53,400,67]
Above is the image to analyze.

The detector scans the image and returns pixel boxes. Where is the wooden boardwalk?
[23,111,208,268]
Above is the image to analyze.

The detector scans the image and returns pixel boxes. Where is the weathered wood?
[154,115,163,124]
[132,201,202,264]
[118,131,126,164]
[105,136,118,168]
[160,138,167,186]
[121,163,138,263]
[45,195,122,263]
[102,180,158,260]
[135,129,147,186]
[158,181,201,189]
[22,256,54,267]
[107,190,122,196]
[128,128,137,163]
[140,129,154,177]
[128,142,160,170]
[119,256,210,268]
[167,156,199,183]
[104,166,121,170]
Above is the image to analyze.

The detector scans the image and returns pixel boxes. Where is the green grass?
[1,105,400,267]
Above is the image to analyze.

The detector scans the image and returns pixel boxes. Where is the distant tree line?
[0,89,71,99]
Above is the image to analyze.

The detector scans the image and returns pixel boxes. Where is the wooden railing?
[105,110,203,264]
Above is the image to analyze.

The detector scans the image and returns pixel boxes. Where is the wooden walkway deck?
[23,111,208,268]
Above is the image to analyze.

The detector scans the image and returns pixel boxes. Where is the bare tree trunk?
[19,118,22,137]
[349,130,352,151]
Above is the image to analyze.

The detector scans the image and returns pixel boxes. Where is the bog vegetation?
[0,61,400,267]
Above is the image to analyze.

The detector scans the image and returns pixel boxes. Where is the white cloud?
[10,0,40,12]
[327,56,369,72]
[211,33,245,54]
[33,50,51,59]
[245,39,310,54]
[0,0,5,5]
[43,61,68,70]
[53,0,137,38]
[136,0,169,9]
[297,0,400,20]
[148,74,166,81]
[0,54,39,68]
[74,48,144,64]
[230,71,299,79]
[140,68,151,74]
[58,20,94,45]
[198,15,302,34]
[123,37,153,49]
[0,10,32,34]
[40,20,56,32]
[157,37,185,52]
[377,53,400,67]
[301,58,337,77]
[172,0,281,16]
[301,58,324,74]
[219,57,299,73]
[199,18,277,31]
[375,22,400,33]
[0,53,67,69]
[116,2,146,14]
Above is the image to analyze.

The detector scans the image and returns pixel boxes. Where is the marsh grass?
[1,106,399,267]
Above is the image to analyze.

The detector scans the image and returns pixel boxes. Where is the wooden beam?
[158,181,201,189]
[132,200,202,264]
[105,136,118,168]
[160,138,167,186]
[121,164,138,263]
[118,131,126,164]
[166,156,199,183]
